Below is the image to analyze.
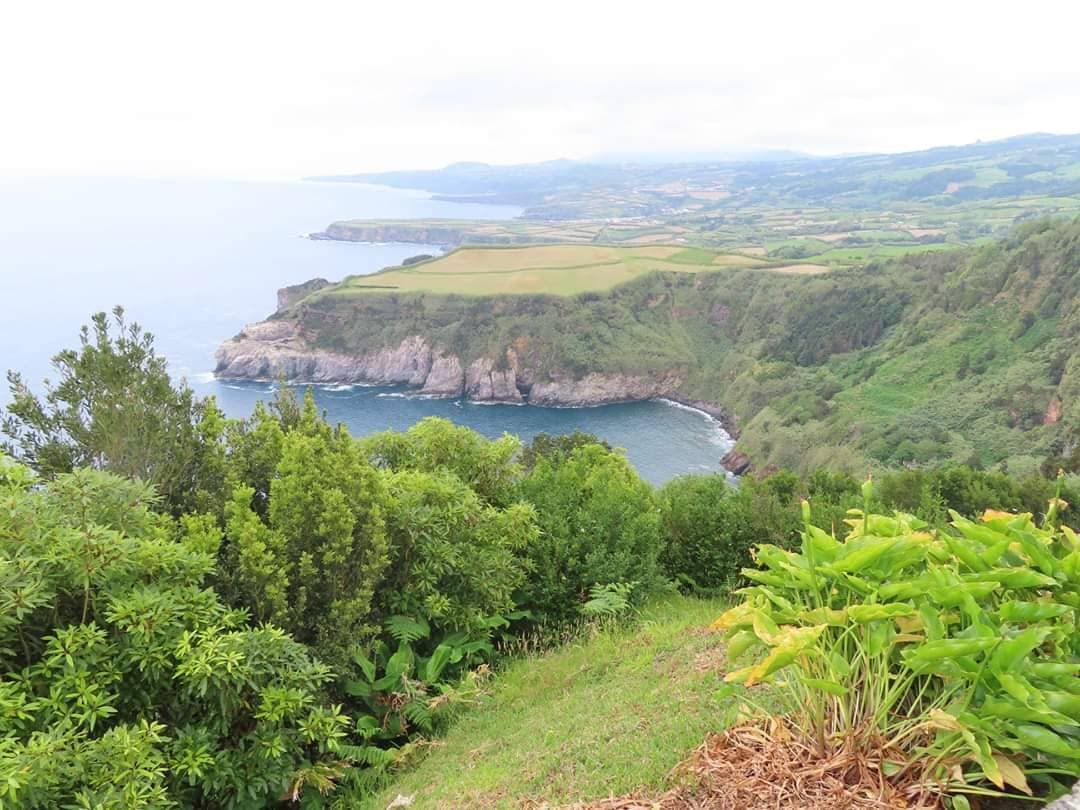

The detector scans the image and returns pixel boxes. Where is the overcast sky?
[3,0,1079,178]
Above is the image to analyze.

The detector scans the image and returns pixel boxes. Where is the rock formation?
[215,320,690,409]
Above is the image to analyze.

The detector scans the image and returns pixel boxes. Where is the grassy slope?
[353,596,743,810]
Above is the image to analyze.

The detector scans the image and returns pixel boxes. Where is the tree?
[3,307,224,515]
[220,392,391,670]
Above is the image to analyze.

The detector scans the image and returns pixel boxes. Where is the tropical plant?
[714,481,1080,804]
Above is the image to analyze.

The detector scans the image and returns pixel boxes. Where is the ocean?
[0,176,732,483]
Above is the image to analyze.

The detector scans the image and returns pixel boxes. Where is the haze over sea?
[0,176,732,483]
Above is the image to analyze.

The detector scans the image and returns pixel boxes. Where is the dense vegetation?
[4,310,1079,806]
[283,216,1080,477]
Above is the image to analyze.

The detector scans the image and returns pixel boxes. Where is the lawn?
[319,244,818,298]
[352,596,753,809]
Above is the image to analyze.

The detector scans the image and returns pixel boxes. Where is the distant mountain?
[308,159,637,206]
[308,133,1080,217]
[586,148,815,164]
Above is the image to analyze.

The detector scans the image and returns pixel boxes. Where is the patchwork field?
[321,244,821,298]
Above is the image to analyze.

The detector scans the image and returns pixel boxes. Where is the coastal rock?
[420,352,465,397]
[720,449,752,476]
[527,370,685,407]
[214,325,434,384]
[216,321,720,412]
[465,357,523,403]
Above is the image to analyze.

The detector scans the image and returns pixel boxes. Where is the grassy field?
[353,596,754,809]
[319,244,822,298]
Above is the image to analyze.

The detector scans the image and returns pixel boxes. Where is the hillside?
[217,217,1080,475]
[352,596,738,809]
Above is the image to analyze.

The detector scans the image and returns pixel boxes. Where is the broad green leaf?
[964,568,1056,589]
[905,638,997,666]
[351,649,376,683]
[1014,724,1080,759]
[726,630,759,660]
[800,677,847,696]
[848,603,915,623]
[998,600,1071,623]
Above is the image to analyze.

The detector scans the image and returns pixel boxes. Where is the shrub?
[377,468,537,627]
[715,484,1080,803]
[516,443,664,620]
[659,474,754,592]
[0,456,348,809]
[219,394,390,671]
[2,308,225,515]
[361,417,521,507]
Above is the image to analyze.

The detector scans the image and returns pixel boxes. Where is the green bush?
[219,395,390,672]
[361,417,521,507]
[658,474,753,592]
[716,485,1080,803]
[377,468,537,626]
[0,456,348,809]
[516,443,664,621]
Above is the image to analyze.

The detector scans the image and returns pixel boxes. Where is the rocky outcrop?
[420,352,465,397]
[277,278,331,311]
[1045,395,1063,425]
[527,370,685,407]
[214,323,434,385]
[215,321,702,411]
[465,357,523,403]
[311,222,468,247]
[720,449,752,476]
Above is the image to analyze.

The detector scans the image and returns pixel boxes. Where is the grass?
[353,595,747,809]
[315,244,814,298]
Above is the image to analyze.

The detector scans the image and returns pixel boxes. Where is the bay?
[0,176,732,483]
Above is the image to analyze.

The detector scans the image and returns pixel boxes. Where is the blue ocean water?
[0,176,732,483]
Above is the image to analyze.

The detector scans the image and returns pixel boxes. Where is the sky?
[3,0,1080,179]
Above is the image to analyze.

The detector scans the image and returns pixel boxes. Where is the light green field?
[323,244,825,298]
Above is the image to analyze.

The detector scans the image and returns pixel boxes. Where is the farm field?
[319,244,819,297]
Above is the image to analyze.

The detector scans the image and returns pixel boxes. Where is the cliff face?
[214,320,687,407]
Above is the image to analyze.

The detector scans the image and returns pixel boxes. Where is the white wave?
[375,391,454,401]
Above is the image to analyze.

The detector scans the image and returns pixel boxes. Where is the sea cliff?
[214,320,689,408]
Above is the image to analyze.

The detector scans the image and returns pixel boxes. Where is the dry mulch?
[536,720,945,810]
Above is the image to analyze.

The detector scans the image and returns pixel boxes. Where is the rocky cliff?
[214,319,689,408]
